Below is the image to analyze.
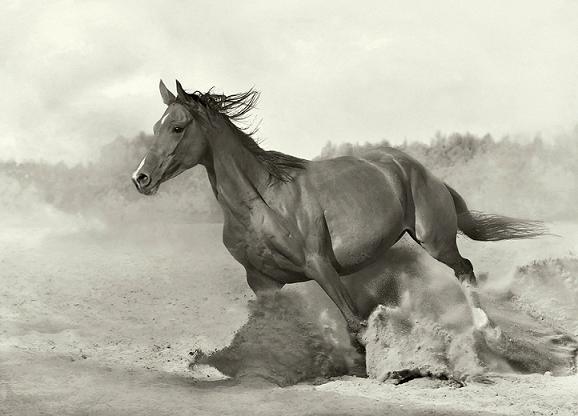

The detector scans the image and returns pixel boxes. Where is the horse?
[132,80,546,351]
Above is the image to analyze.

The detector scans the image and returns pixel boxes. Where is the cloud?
[1,0,577,163]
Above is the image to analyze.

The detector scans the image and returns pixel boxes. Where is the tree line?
[1,129,577,225]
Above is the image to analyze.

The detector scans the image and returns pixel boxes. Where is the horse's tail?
[445,184,548,241]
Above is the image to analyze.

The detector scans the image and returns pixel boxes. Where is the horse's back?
[305,154,407,222]
[306,149,458,261]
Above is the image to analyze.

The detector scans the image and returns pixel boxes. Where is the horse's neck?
[203,127,269,216]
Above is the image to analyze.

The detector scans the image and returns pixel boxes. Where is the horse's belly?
[321,185,406,273]
[330,221,404,273]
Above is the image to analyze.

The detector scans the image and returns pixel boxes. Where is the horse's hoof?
[472,308,490,329]
[485,325,503,343]
[471,308,503,342]
[477,323,503,344]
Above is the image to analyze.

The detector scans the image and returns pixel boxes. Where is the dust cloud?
[190,291,357,386]
[189,242,577,385]
[2,130,577,389]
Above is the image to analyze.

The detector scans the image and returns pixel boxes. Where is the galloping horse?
[132,80,545,346]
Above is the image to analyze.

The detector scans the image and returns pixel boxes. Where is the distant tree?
[1,129,577,222]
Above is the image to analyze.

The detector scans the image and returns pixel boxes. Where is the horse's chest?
[225,230,273,265]
[222,214,304,278]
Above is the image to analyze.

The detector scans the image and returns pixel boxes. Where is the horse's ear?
[159,80,176,105]
[176,79,188,100]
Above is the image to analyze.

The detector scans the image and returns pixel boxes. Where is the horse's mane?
[179,88,308,183]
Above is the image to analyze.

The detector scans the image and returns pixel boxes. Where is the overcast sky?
[1,0,577,164]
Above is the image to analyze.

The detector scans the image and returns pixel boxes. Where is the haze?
[1,0,577,164]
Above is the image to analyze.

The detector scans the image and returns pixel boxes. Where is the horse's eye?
[173,126,184,133]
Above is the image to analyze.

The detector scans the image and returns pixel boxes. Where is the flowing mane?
[179,88,308,183]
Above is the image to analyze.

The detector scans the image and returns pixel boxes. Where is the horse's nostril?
[137,173,150,186]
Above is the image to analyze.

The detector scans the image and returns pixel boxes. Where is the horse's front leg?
[304,255,368,379]
[304,255,367,346]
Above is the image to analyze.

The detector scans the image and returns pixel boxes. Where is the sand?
[1,221,578,415]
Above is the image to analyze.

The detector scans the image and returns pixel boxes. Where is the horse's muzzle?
[132,171,153,194]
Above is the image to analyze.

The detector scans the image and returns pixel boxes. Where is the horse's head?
[132,80,209,195]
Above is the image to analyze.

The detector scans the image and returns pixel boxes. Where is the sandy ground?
[1,218,577,416]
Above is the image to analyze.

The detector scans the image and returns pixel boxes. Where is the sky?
[1,0,577,164]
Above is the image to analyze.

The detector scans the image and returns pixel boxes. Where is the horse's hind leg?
[409,178,496,334]
[417,237,498,337]
[421,239,492,329]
